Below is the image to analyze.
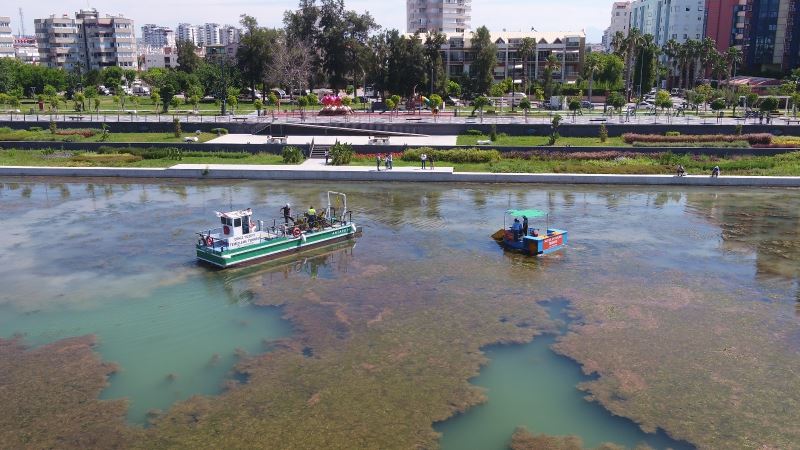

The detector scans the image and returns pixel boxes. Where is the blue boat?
[492,209,568,256]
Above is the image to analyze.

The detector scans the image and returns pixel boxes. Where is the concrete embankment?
[1,164,800,187]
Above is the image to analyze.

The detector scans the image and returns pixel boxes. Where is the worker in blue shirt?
[511,218,522,241]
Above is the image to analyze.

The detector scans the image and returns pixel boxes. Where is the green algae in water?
[436,302,694,450]
[0,277,291,424]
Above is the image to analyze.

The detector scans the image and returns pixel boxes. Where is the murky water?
[1,179,799,447]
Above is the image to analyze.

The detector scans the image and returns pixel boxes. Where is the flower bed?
[55,129,97,138]
[622,133,772,145]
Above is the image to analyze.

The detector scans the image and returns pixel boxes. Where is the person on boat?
[281,203,294,225]
[511,218,522,241]
[531,228,540,237]
[711,166,720,178]
[522,216,529,236]
[307,206,317,229]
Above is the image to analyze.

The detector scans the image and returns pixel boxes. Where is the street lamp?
[510,61,523,112]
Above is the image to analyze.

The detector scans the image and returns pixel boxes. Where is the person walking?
[280,203,294,225]
[421,153,427,170]
[387,152,393,170]
[429,154,435,170]
[376,153,382,172]
[324,149,329,165]
[711,166,720,178]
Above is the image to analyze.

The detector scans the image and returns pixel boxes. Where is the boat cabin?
[217,209,255,237]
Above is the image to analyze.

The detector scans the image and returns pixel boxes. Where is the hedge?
[622,133,773,145]
[401,147,500,163]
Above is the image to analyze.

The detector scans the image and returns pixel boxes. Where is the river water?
[1,178,798,448]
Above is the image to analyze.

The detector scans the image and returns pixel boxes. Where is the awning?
[506,209,547,218]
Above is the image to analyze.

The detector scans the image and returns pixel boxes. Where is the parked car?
[98,85,111,95]
[269,88,287,99]
[580,100,595,109]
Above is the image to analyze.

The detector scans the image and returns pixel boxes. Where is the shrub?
[665,131,681,137]
[71,153,142,164]
[599,124,608,143]
[95,146,182,160]
[281,146,305,163]
[632,141,750,148]
[329,142,354,165]
[29,127,43,132]
[622,133,772,145]
[55,129,97,138]
[173,118,182,137]
[464,129,483,136]
[49,121,57,134]
[490,125,497,142]
[211,128,228,136]
[735,124,743,136]
[401,147,500,163]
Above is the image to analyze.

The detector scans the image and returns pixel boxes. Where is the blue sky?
[9,0,610,42]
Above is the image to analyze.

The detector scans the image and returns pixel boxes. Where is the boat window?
[234,218,241,227]
[220,217,226,225]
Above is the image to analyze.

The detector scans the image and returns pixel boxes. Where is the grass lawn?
[16,97,325,116]
[0,149,284,167]
[0,128,218,143]
[456,135,627,147]
[351,151,800,176]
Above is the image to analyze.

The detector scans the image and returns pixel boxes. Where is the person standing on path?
[376,153,382,172]
[325,149,329,165]
[421,153,427,170]
[429,154,435,170]
[387,153,393,170]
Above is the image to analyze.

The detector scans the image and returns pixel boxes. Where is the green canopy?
[506,209,547,218]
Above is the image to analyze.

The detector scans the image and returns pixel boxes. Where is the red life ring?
[292,227,302,238]
[205,236,213,247]
[223,225,230,235]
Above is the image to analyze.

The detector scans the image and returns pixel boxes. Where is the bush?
[464,129,483,136]
[49,121,57,134]
[329,142,354,165]
[490,125,497,142]
[96,146,182,160]
[281,146,305,163]
[599,124,608,143]
[632,141,750,148]
[665,131,681,137]
[55,129,97,138]
[622,133,772,145]
[211,128,228,135]
[401,147,500,163]
[173,118,182,137]
[29,127,43,132]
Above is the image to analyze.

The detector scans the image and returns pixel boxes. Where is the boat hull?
[501,228,568,255]
[197,225,361,268]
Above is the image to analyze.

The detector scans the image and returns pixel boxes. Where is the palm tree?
[518,37,536,95]
[726,47,743,80]
[635,34,657,97]
[698,37,717,85]
[662,39,680,89]
[611,31,630,93]
[684,39,702,89]
[623,28,645,100]
[584,52,604,102]
[543,54,561,98]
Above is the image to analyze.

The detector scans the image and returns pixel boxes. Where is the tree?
[386,32,426,97]
[549,114,562,145]
[760,96,779,113]
[472,95,490,119]
[607,91,625,113]
[543,54,561,99]
[123,70,136,87]
[597,54,624,90]
[269,35,314,101]
[177,40,201,73]
[655,89,673,115]
[662,39,681,89]
[517,37,536,95]
[313,0,378,90]
[446,80,462,98]
[568,98,581,119]
[710,97,726,121]
[423,31,447,95]
[632,34,658,98]
[470,26,497,94]
[150,91,162,113]
[583,52,604,101]
[73,92,86,112]
[237,15,279,101]
[254,98,264,115]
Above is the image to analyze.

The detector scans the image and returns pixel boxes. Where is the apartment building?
[197,23,221,47]
[630,0,706,46]
[35,9,136,70]
[141,24,175,48]
[14,36,40,64]
[220,25,241,46]
[140,46,178,70]
[0,16,13,58]
[741,0,800,73]
[407,0,471,34]
[177,23,198,45]
[424,30,585,84]
[602,2,632,51]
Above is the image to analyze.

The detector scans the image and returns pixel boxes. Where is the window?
[234,218,241,227]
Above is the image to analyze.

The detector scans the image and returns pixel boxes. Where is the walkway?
[207,134,459,147]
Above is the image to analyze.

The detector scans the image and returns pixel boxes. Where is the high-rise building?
[34,9,137,70]
[602,2,632,51]
[177,23,198,45]
[407,0,471,34]
[740,0,800,73]
[630,0,705,46]
[141,24,175,48]
[704,0,739,53]
[0,16,13,58]
[219,25,241,46]
[197,23,221,47]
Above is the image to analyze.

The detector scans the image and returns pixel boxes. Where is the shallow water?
[1,179,799,447]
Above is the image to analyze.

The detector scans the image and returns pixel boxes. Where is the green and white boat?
[196,191,361,269]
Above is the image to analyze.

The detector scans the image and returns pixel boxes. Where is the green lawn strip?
[0,129,218,143]
[0,149,284,167]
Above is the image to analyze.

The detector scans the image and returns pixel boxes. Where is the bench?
[476,139,492,146]
[231,117,248,122]
[405,117,422,121]
[784,118,800,125]
[267,136,287,144]
[67,115,86,121]
[368,136,390,145]
[589,118,607,122]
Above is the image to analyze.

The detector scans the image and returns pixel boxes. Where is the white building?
[141,24,175,48]
[14,37,39,64]
[197,23,221,47]
[140,45,178,70]
[177,23,198,45]
[34,9,137,70]
[407,0,471,34]
[602,2,631,51]
[219,25,240,46]
[0,16,14,58]
[629,0,705,47]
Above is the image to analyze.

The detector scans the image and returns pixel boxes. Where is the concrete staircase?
[309,144,330,159]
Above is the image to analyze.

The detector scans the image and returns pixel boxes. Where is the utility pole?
[219,55,227,116]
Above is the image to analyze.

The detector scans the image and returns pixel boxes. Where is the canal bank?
[2,163,800,187]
